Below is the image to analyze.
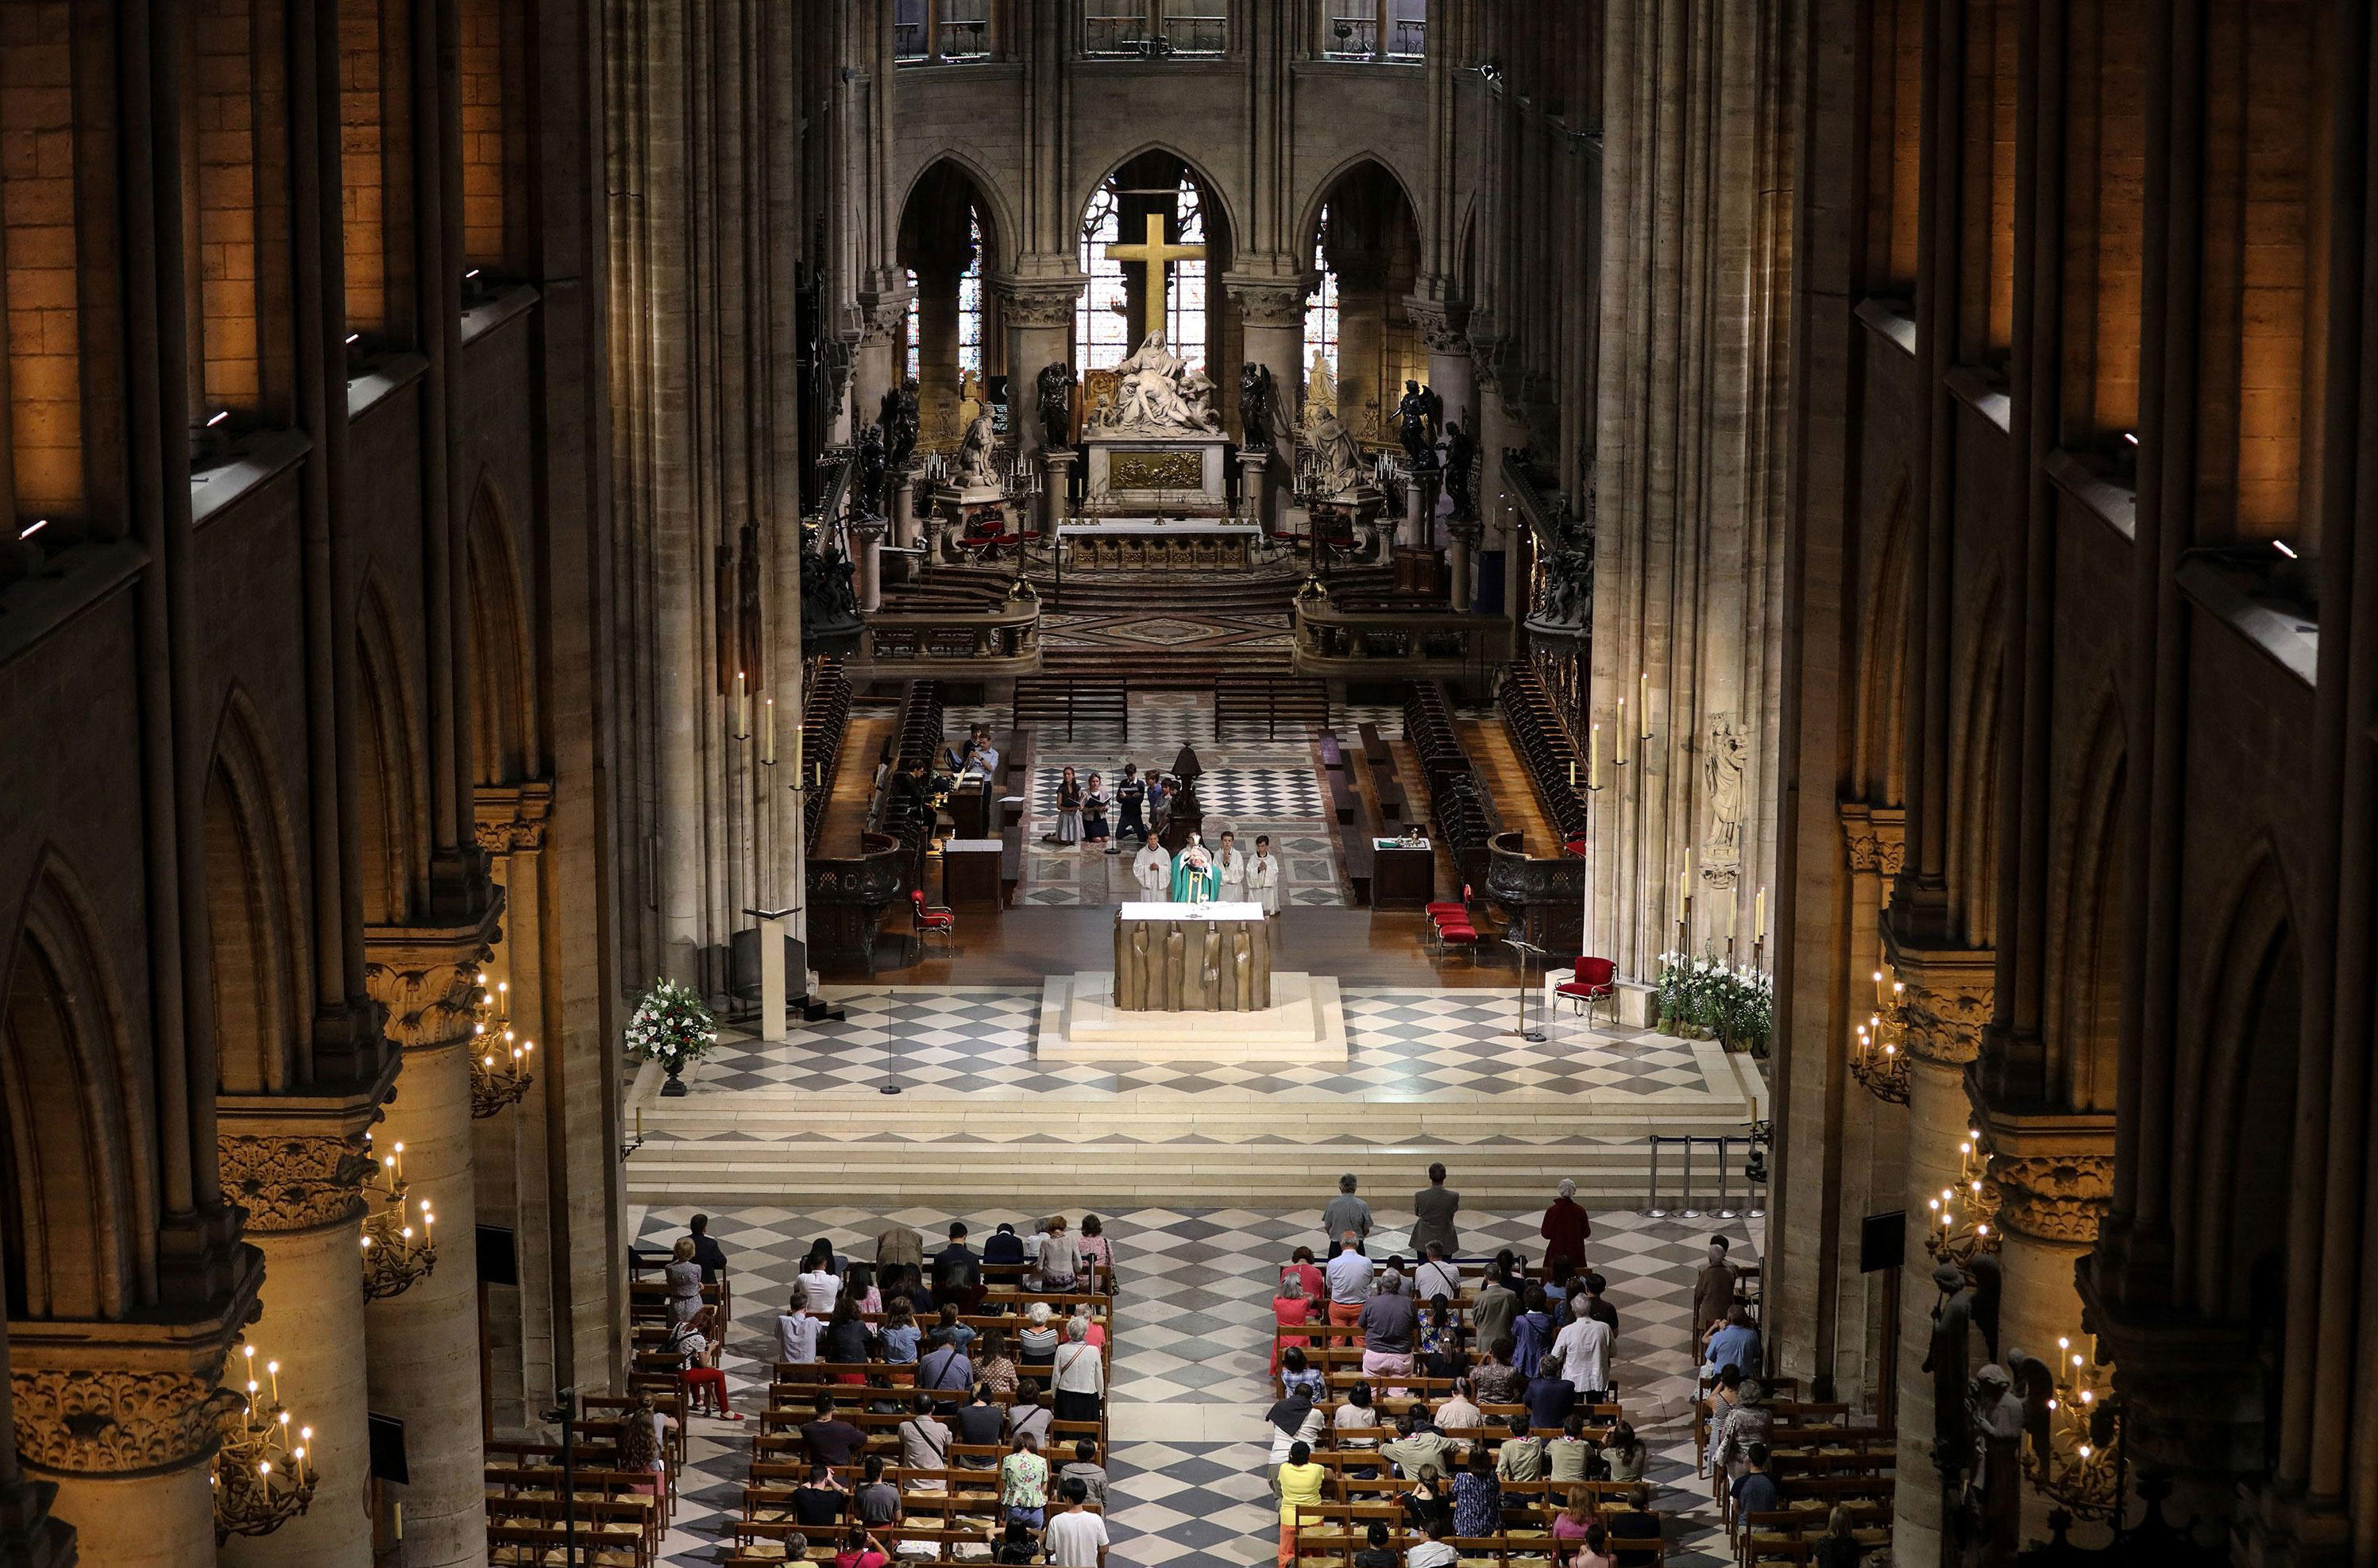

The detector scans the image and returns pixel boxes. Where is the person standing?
[1539,1179,1592,1283]
[1325,1235,1373,1327]
[1248,834,1284,915]
[1411,1163,1461,1257]
[1357,1270,1419,1392]
[1471,1275,1519,1365]
[1050,766,1085,846]
[999,1433,1051,1531]
[687,1214,731,1284]
[1046,1477,1110,1568]
[1052,1316,1106,1423]
[1131,836,1172,902]
[1550,1296,1613,1401]
[1693,1236,1740,1339]
[1323,1175,1374,1252]
[1216,830,1247,902]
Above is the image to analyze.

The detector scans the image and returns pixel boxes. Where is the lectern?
[743,906,798,1042]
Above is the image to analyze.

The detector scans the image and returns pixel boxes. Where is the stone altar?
[1113,902,1272,1011]
[1082,434,1233,516]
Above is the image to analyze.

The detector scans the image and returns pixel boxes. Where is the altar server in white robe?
[1215,831,1246,903]
[1130,839,1173,902]
[1246,834,1283,916]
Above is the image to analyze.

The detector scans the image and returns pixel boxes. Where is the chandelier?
[2023,1333,2124,1520]
[359,1138,436,1300]
[1850,967,1912,1104]
[468,973,535,1119]
[213,1344,318,1543]
[1924,1127,2001,1267]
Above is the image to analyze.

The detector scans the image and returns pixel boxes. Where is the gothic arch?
[1073,142,1242,261]
[464,474,535,786]
[1294,150,1430,268]
[894,149,1017,268]
[201,688,311,1095]
[1944,576,2005,947]
[0,853,154,1322]
[354,574,429,925]
[2176,844,2301,1321]
[2044,690,2125,1111]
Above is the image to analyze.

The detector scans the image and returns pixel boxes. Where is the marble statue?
[1090,332,1220,435]
[1036,361,1076,451]
[1239,362,1280,454]
[1397,380,1442,469]
[1704,717,1750,863]
[1304,351,1338,438]
[1443,419,1477,519]
[955,410,1001,490]
[1310,411,1365,498]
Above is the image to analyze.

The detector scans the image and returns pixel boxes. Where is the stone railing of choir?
[858,591,1042,678]
[1291,593,1513,678]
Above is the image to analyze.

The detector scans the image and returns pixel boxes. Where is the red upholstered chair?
[1556,956,1619,1025]
[1426,883,1473,933]
[1433,921,1480,965]
[910,889,955,954]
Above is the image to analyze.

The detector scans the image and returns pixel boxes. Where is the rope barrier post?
[1715,1136,1738,1219]
[1678,1137,1700,1219]
[1643,1137,1666,1218]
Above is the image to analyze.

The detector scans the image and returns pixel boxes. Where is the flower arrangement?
[1654,949,1774,1051]
[627,979,717,1089]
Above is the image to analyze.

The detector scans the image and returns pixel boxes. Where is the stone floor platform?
[1037,971,1347,1062]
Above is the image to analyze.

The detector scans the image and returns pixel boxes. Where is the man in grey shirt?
[1411,1163,1461,1257]
[1471,1273,1519,1358]
[1322,1173,1372,1253]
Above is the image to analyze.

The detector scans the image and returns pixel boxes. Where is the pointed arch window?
[1076,175,1207,374]
[1305,205,1340,388]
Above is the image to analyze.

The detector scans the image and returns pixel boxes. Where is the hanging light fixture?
[468,971,536,1118]
[359,1136,437,1300]
[1923,1127,2001,1267]
[212,1344,318,1543]
[2023,1334,2125,1521]
[1850,966,1913,1104]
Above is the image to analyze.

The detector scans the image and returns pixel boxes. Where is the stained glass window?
[958,210,984,380]
[1077,176,1207,375]
[904,268,921,384]
[1304,208,1338,386]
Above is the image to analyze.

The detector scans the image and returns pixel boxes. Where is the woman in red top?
[1271,1273,1322,1373]
[834,1525,891,1568]
[1280,1247,1326,1301]
[1539,1178,1592,1282]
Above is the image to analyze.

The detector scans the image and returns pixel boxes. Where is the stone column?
[851,280,913,446]
[1984,1145,2114,1545]
[362,921,496,1568]
[851,519,886,612]
[1224,278,1307,533]
[11,1269,261,1568]
[1446,520,1480,613]
[1040,450,1076,536]
[1333,251,1389,441]
[1237,448,1272,531]
[1882,940,1994,1568]
[891,469,920,550]
[215,1105,388,1568]
[992,274,1083,457]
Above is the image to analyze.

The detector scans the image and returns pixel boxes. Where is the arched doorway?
[1304,161,1423,442]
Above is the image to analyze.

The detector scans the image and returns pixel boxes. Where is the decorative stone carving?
[363,929,496,1051]
[1404,299,1469,356]
[1228,282,1310,330]
[855,285,914,344]
[1897,971,1994,1067]
[12,1369,232,1475]
[994,278,1086,330]
[218,1132,375,1233]
[1987,1154,2115,1245]
[1703,716,1751,879]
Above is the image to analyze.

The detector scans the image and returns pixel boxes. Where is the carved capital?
[1897,971,1993,1067]
[11,1370,230,1477]
[473,780,553,856]
[855,286,915,343]
[218,1132,374,1234]
[1225,279,1311,329]
[1986,1153,2114,1245]
[992,276,1085,329]
[362,911,500,1051]
[1404,299,1470,355]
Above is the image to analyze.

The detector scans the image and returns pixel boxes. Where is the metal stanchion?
[1643,1137,1666,1218]
[1677,1137,1700,1219]
[1715,1136,1739,1218]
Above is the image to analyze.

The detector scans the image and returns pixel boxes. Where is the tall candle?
[1589,723,1601,790]
[1754,885,1767,940]
[1679,869,1689,910]
[1616,698,1628,766]
[762,697,777,764]
[735,670,748,737]
[1639,673,1651,738]
[1569,760,1576,787]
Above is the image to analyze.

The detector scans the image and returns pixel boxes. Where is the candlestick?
[1590,723,1602,790]
[636,1105,643,1140]
[735,670,748,739]
[268,1360,280,1406]
[1569,760,1576,787]
[1679,869,1689,910]
[391,1141,403,1184]
[762,697,776,764]
[1616,697,1628,766]
[1639,673,1651,739]
[1755,885,1767,941]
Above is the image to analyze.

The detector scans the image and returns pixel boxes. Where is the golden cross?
[1105,212,1206,341]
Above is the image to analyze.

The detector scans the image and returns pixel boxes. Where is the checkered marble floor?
[681,987,1718,1106]
[1016,698,1347,908]
[628,1202,1759,1567]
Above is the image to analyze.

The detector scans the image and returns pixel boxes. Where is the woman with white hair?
[1540,1177,1592,1283]
[1051,1314,1106,1423]
[1018,1300,1060,1386]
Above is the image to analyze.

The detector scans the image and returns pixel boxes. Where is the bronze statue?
[1396,379,1442,469]
[1923,1262,1977,1483]
[852,421,889,518]
[1443,419,1477,519]
[880,377,921,471]
[1239,361,1280,453]
[1036,361,1077,452]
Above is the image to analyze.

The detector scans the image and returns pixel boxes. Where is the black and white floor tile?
[631,1202,1758,1567]
[681,987,1719,1105]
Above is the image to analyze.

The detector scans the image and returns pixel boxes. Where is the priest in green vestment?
[1170,833,1222,902]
